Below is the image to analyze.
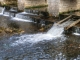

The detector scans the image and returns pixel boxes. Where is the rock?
[5,28,13,33]
[0,29,3,33]
[0,27,5,33]
[0,27,24,35]
[12,29,18,32]
[0,27,4,30]
[13,29,24,34]
[39,28,45,32]
[20,31,25,34]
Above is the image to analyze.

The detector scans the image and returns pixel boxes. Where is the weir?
[71,25,80,35]
[0,6,80,36]
[56,15,80,30]
[47,25,64,37]
[65,19,80,30]
[57,15,72,24]
[0,7,13,16]
[0,7,5,15]
[11,11,39,22]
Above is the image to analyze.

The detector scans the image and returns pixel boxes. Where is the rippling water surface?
[0,13,80,60]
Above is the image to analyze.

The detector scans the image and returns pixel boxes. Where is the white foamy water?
[21,12,37,15]
[0,7,10,16]
[11,25,65,46]
[73,33,80,36]
[11,17,33,22]
[0,8,65,46]
[3,12,10,16]
[11,12,34,22]
[73,28,80,36]
[17,12,29,15]
[0,7,5,15]
[47,25,64,37]
[11,33,54,46]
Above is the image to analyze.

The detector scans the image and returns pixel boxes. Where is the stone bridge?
[0,0,80,16]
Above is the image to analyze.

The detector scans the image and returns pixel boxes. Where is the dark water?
[0,16,40,32]
[0,15,80,60]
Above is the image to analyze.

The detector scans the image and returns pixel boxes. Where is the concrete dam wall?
[47,0,80,16]
[17,0,47,10]
[0,0,80,16]
[59,0,80,12]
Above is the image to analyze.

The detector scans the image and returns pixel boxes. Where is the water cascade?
[0,7,65,47]
[0,7,5,15]
[11,12,33,22]
[16,12,31,19]
[3,11,10,16]
[0,7,10,16]
[47,25,64,37]
[0,7,38,22]
[73,27,80,35]
[10,24,65,46]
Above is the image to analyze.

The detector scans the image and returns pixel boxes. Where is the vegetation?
[59,9,80,15]
[25,5,48,9]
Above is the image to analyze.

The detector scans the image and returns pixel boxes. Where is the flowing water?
[47,25,64,37]
[0,7,5,15]
[73,27,80,35]
[0,7,10,16]
[10,25,65,47]
[0,7,80,60]
[12,12,37,22]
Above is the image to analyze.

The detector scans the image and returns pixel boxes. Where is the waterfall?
[3,12,10,16]
[47,25,64,37]
[0,7,65,45]
[73,27,80,35]
[11,11,38,22]
[10,24,65,46]
[11,12,33,22]
[0,7,5,15]
[0,7,10,16]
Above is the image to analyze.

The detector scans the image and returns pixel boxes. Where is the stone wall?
[24,0,47,7]
[59,0,80,13]
[0,0,5,4]
[17,0,25,10]
[1,0,80,16]
[47,0,59,16]
[0,0,17,6]
[18,0,47,10]
[76,0,80,10]
[47,0,80,16]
